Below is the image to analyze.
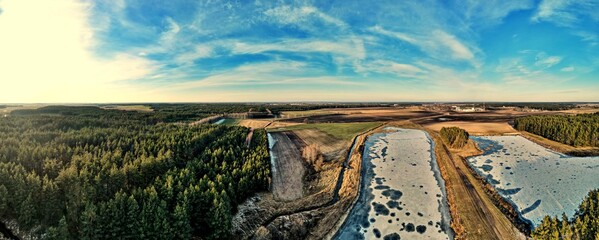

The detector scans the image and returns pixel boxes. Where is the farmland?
[1,103,598,240]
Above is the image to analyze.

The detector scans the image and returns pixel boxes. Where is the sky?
[0,0,598,103]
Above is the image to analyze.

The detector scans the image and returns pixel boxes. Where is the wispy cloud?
[370,26,478,66]
[532,0,599,27]
[264,5,346,29]
[535,53,563,68]
[231,38,365,59]
[459,0,535,28]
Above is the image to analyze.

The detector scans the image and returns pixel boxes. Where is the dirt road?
[429,131,525,240]
[269,132,305,201]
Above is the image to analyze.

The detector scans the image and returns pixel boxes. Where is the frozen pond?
[213,118,225,124]
[468,136,599,227]
[336,128,452,240]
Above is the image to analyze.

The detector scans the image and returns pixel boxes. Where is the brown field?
[237,119,302,129]
[282,106,439,123]
[424,121,518,135]
[266,121,302,129]
[269,132,305,201]
[556,107,599,114]
[1,104,44,114]
[292,129,349,161]
[101,105,153,112]
[238,119,272,129]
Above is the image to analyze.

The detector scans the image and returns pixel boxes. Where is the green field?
[271,122,380,140]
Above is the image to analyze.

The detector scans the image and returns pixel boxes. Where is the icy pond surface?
[468,136,599,227]
[336,128,452,240]
[213,118,225,124]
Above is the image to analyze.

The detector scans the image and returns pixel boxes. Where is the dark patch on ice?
[481,164,493,172]
[388,219,393,223]
[497,187,522,195]
[383,233,400,240]
[505,166,512,170]
[405,223,415,232]
[390,212,396,217]
[405,212,410,216]
[361,218,370,228]
[386,200,399,209]
[374,185,390,190]
[373,228,381,238]
[381,146,388,157]
[375,177,384,185]
[428,221,433,226]
[486,175,500,184]
[373,202,390,215]
[381,189,403,200]
[485,159,493,163]
[521,199,542,215]
[416,225,427,234]
[417,212,424,217]
[370,218,376,223]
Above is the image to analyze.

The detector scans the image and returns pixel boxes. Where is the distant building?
[452,105,485,112]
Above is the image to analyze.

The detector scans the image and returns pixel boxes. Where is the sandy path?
[431,131,525,240]
[268,132,305,201]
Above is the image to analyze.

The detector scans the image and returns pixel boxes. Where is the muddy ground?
[268,132,306,201]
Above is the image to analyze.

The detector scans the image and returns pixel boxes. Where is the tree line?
[514,113,599,147]
[440,127,470,149]
[0,112,270,239]
[532,189,599,239]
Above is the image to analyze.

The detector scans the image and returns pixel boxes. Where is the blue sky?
[0,0,598,102]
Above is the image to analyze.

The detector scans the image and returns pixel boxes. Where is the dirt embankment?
[426,130,527,240]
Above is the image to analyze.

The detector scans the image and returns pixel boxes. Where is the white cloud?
[165,61,361,90]
[160,17,181,47]
[360,60,425,78]
[535,54,562,68]
[264,5,346,28]
[432,30,475,60]
[460,0,535,28]
[175,45,213,64]
[370,26,477,65]
[0,0,158,103]
[532,0,599,26]
[232,38,365,59]
[561,66,575,72]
